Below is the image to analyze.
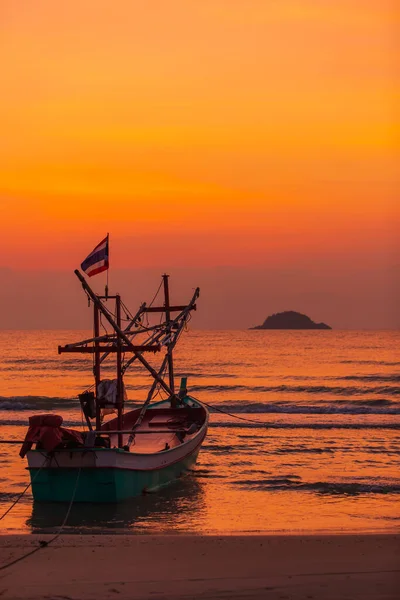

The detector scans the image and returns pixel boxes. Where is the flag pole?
[105,232,109,300]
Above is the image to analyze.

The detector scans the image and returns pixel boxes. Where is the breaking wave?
[209,421,400,430]
[190,384,400,396]
[207,399,400,415]
[1,396,399,415]
[340,374,400,383]
[1,395,399,416]
[0,418,85,427]
[340,360,400,367]
[232,477,400,495]
[0,396,78,411]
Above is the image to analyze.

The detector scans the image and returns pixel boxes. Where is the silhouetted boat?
[19,270,208,502]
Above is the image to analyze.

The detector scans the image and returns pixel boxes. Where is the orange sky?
[0,1,398,327]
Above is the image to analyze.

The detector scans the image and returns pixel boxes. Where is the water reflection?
[28,475,205,534]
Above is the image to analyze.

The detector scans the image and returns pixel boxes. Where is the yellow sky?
[0,0,398,271]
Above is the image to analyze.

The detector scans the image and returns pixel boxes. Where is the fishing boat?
[19,270,208,503]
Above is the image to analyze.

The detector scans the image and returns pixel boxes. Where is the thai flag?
[81,236,109,277]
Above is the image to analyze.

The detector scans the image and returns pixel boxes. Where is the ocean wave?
[207,400,400,415]
[191,362,254,368]
[336,398,393,406]
[233,478,400,495]
[0,491,31,501]
[1,416,397,430]
[209,421,400,430]
[0,396,142,412]
[1,395,399,416]
[340,374,400,383]
[273,447,335,454]
[340,360,400,367]
[202,443,237,453]
[175,372,239,379]
[0,396,78,410]
[190,384,400,396]
[0,362,114,373]
[0,418,85,427]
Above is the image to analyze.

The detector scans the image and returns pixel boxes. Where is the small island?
[251,310,331,330]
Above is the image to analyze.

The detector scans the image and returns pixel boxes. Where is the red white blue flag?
[81,236,109,277]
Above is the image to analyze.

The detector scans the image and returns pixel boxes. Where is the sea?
[0,329,399,535]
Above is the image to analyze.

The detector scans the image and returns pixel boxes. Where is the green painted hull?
[29,449,200,503]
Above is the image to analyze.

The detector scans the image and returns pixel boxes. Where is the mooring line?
[0,481,33,523]
[0,466,82,572]
[196,398,269,425]
[0,461,48,523]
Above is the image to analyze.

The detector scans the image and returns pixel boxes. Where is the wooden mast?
[57,273,200,440]
[94,305,101,431]
[116,294,123,448]
[163,274,175,400]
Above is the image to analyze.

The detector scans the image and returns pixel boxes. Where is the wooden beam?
[125,353,169,450]
[116,294,123,449]
[74,270,174,398]
[144,304,196,313]
[95,430,186,435]
[163,274,175,396]
[99,302,147,364]
[58,345,161,354]
[121,287,200,374]
[94,305,101,431]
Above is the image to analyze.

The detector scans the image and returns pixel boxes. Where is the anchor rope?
[0,460,48,523]
[0,466,82,572]
[193,398,269,426]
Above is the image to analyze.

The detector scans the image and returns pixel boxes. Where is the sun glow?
[0,1,398,326]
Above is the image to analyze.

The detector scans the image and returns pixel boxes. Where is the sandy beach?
[0,534,398,599]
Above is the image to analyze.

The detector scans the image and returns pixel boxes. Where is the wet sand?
[0,534,399,599]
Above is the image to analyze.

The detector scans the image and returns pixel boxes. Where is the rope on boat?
[0,466,82,572]
[196,399,270,425]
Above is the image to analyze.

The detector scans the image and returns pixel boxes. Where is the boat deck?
[105,406,205,454]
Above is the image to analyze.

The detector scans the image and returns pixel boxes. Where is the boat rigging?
[18,267,208,503]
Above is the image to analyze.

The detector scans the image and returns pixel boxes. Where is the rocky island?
[251,310,331,330]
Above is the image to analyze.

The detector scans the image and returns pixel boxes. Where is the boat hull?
[29,447,201,503]
[27,409,207,503]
